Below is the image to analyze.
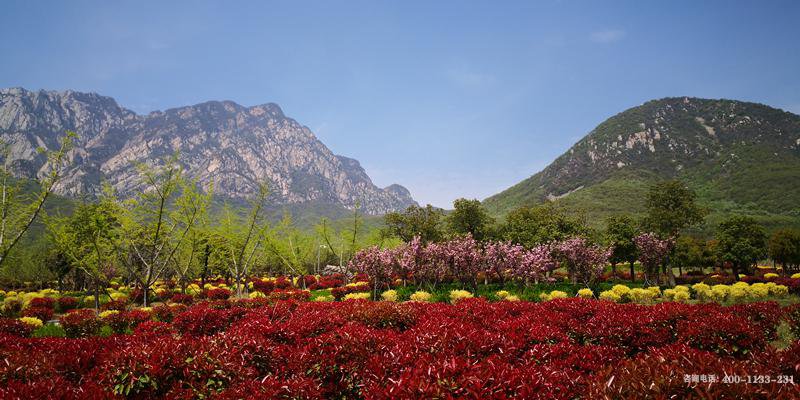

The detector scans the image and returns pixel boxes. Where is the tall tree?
[48,191,121,310]
[114,158,202,306]
[604,215,639,280]
[446,198,495,241]
[642,180,705,237]
[715,216,767,280]
[499,203,588,248]
[768,228,800,274]
[171,180,213,292]
[383,204,444,243]
[642,179,705,285]
[214,183,269,298]
[0,131,74,267]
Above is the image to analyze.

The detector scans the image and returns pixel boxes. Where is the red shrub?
[21,306,53,322]
[100,298,128,311]
[56,296,78,312]
[170,293,194,305]
[104,310,152,334]
[267,289,311,302]
[151,304,186,323]
[203,287,232,300]
[250,279,275,293]
[28,297,56,309]
[0,317,33,337]
[133,320,175,337]
[172,305,246,336]
[59,309,101,338]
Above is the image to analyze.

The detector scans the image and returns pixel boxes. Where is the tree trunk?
[93,280,100,311]
[629,261,636,283]
[610,262,617,277]
[732,263,740,282]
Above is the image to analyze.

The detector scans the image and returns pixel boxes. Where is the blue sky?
[2,1,799,208]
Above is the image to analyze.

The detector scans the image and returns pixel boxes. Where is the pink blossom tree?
[514,244,555,285]
[349,246,394,299]
[483,241,525,284]
[553,238,611,288]
[634,232,674,285]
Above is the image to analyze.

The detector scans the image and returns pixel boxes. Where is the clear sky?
[2,1,799,208]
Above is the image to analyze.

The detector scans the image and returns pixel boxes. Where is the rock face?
[484,97,800,228]
[0,87,416,214]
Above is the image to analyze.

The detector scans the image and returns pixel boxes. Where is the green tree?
[383,204,444,243]
[48,192,121,310]
[768,229,800,274]
[672,235,707,275]
[716,216,767,280]
[171,180,213,292]
[446,198,494,241]
[642,180,705,237]
[213,183,269,298]
[114,158,203,306]
[604,215,639,281]
[642,179,705,286]
[499,203,589,248]
[0,132,74,267]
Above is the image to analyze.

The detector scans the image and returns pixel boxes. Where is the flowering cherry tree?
[349,246,394,299]
[515,244,555,285]
[634,233,674,285]
[483,241,524,284]
[553,238,611,288]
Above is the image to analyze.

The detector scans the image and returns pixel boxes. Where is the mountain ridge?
[0,87,416,215]
[484,96,800,231]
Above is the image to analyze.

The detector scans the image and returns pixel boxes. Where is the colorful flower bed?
[0,298,798,399]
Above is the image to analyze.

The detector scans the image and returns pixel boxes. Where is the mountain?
[484,97,800,231]
[0,87,416,215]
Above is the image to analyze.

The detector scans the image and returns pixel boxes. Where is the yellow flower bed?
[577,288,594,299]
[449,290,474,303]
[381,290,398,302]
[343,292,371,301]
[409,291,433,302]
[539,290,568,302]
[99,310,120,319]
[599,290,621,302]
[19,316,43,328]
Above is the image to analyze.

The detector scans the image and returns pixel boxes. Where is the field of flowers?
[1,297,799,399]
[2,235,800,399]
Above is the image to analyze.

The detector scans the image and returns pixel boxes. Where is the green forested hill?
[483,97,800,232]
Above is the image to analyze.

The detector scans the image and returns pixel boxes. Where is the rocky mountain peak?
[0,87,416,215]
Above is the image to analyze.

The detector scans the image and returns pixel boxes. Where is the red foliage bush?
[250,279,275,293]
[151,304,186,323]
[104,310,153,334]
[172,304,246,336]
[0,317,33,337]
[56,296,78,312]
[21,306,53,322]
[170,292,194,305]
[59,309,101,338]
[100,298,128,311]
[267,289,311,302]
[203,287,232,300]
[309,274,345,290]
[0,298,797,398]
[28,297,55,309]
[330,282,370,300]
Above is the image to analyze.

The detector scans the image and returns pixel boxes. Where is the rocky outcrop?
[0,88,416,215]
